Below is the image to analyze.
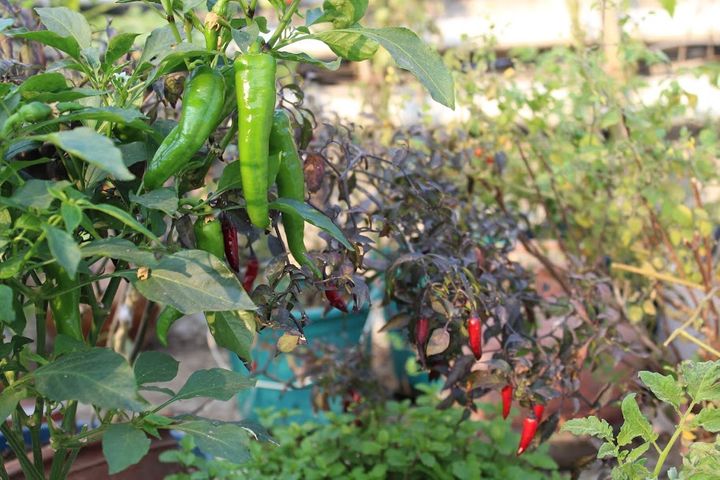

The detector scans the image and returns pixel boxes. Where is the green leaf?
[323,27,455,109]
[682,360,720,402]
[44,225,81,277]
[272,51,341,71]
[0,256,24,280]
[313,30,378,61]
[134,249,255,314]
[561,416,614,441]
[270,198,353,250]
[230,21,260,54]
[316,0,368,28]
[0,285,13,323]
[217,160,242,192]
[597,441,617,459]
[41,128,135,181]
[617,393,657,446]
[175,368,255,401]
[10,179,63,210]
[134,351,179,385]
[659,0,676,16]
[0,388,27,421]
[104,32,139,67]
[34,348,145,411]
[57,106,148,126]
[172,417,253,463]
[35,7,92,49]
[638,371,683,409]
[625,442,650,463]
[18,72,68,98]
[695,408,720,432]
[600,109,621,129]
[80,238,158,266]
[78,201,159,243]
[5,29,80,59]
[137,26,177,68]
[205,310,256,363]
[61,202,82,232]
[102,423,151,474]
[130,188,178,215]
[25,87,103,104]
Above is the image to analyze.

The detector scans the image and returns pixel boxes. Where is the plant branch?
[267,0,302,49]
[653,401,695,477]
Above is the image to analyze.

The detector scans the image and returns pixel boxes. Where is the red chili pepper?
[517,416,539,456]
[468,316,482,360]
[342,388,362,412]
[501,384,513,419]
[416,317,430,365]
[242,256,259,292]
[325,288,348,313]
[533,404,545,422]
[220,214,240,272]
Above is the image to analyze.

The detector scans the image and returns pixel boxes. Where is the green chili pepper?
[179,67,237,193]
[144,66,226,190]
[47,264,83,342]
[156,214,226,345]
[234,46,276,229]
[0,102,52,139]
[194,215,226,261]
[270,109,321,278]
[155,305,183,347]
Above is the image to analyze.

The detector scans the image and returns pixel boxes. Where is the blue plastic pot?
[230,283,429,421]
[230,305,368,422]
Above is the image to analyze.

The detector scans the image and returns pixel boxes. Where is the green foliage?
[562,360,720,479]
[451,31,720,341]
[164,388,565,480]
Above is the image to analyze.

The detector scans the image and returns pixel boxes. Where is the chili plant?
[0,0,453,477]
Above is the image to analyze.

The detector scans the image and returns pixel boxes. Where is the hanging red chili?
[416,317,430,365]
[325,288,348,313]
[468,315,482,360]
[517,416,539,456]
[501,384,513,419]
[533,404,545,422]
[220,214,240,272]
[242,256,259,292]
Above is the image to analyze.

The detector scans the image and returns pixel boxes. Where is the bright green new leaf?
[638,371,683,409]
[682,360,720,403]
[617,393,657,446]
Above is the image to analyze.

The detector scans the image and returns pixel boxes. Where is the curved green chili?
[270,109,321,277]
[144,66,226,190]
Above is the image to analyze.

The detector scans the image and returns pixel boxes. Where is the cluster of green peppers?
[142,40,318,277]
[144,33,344,341]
